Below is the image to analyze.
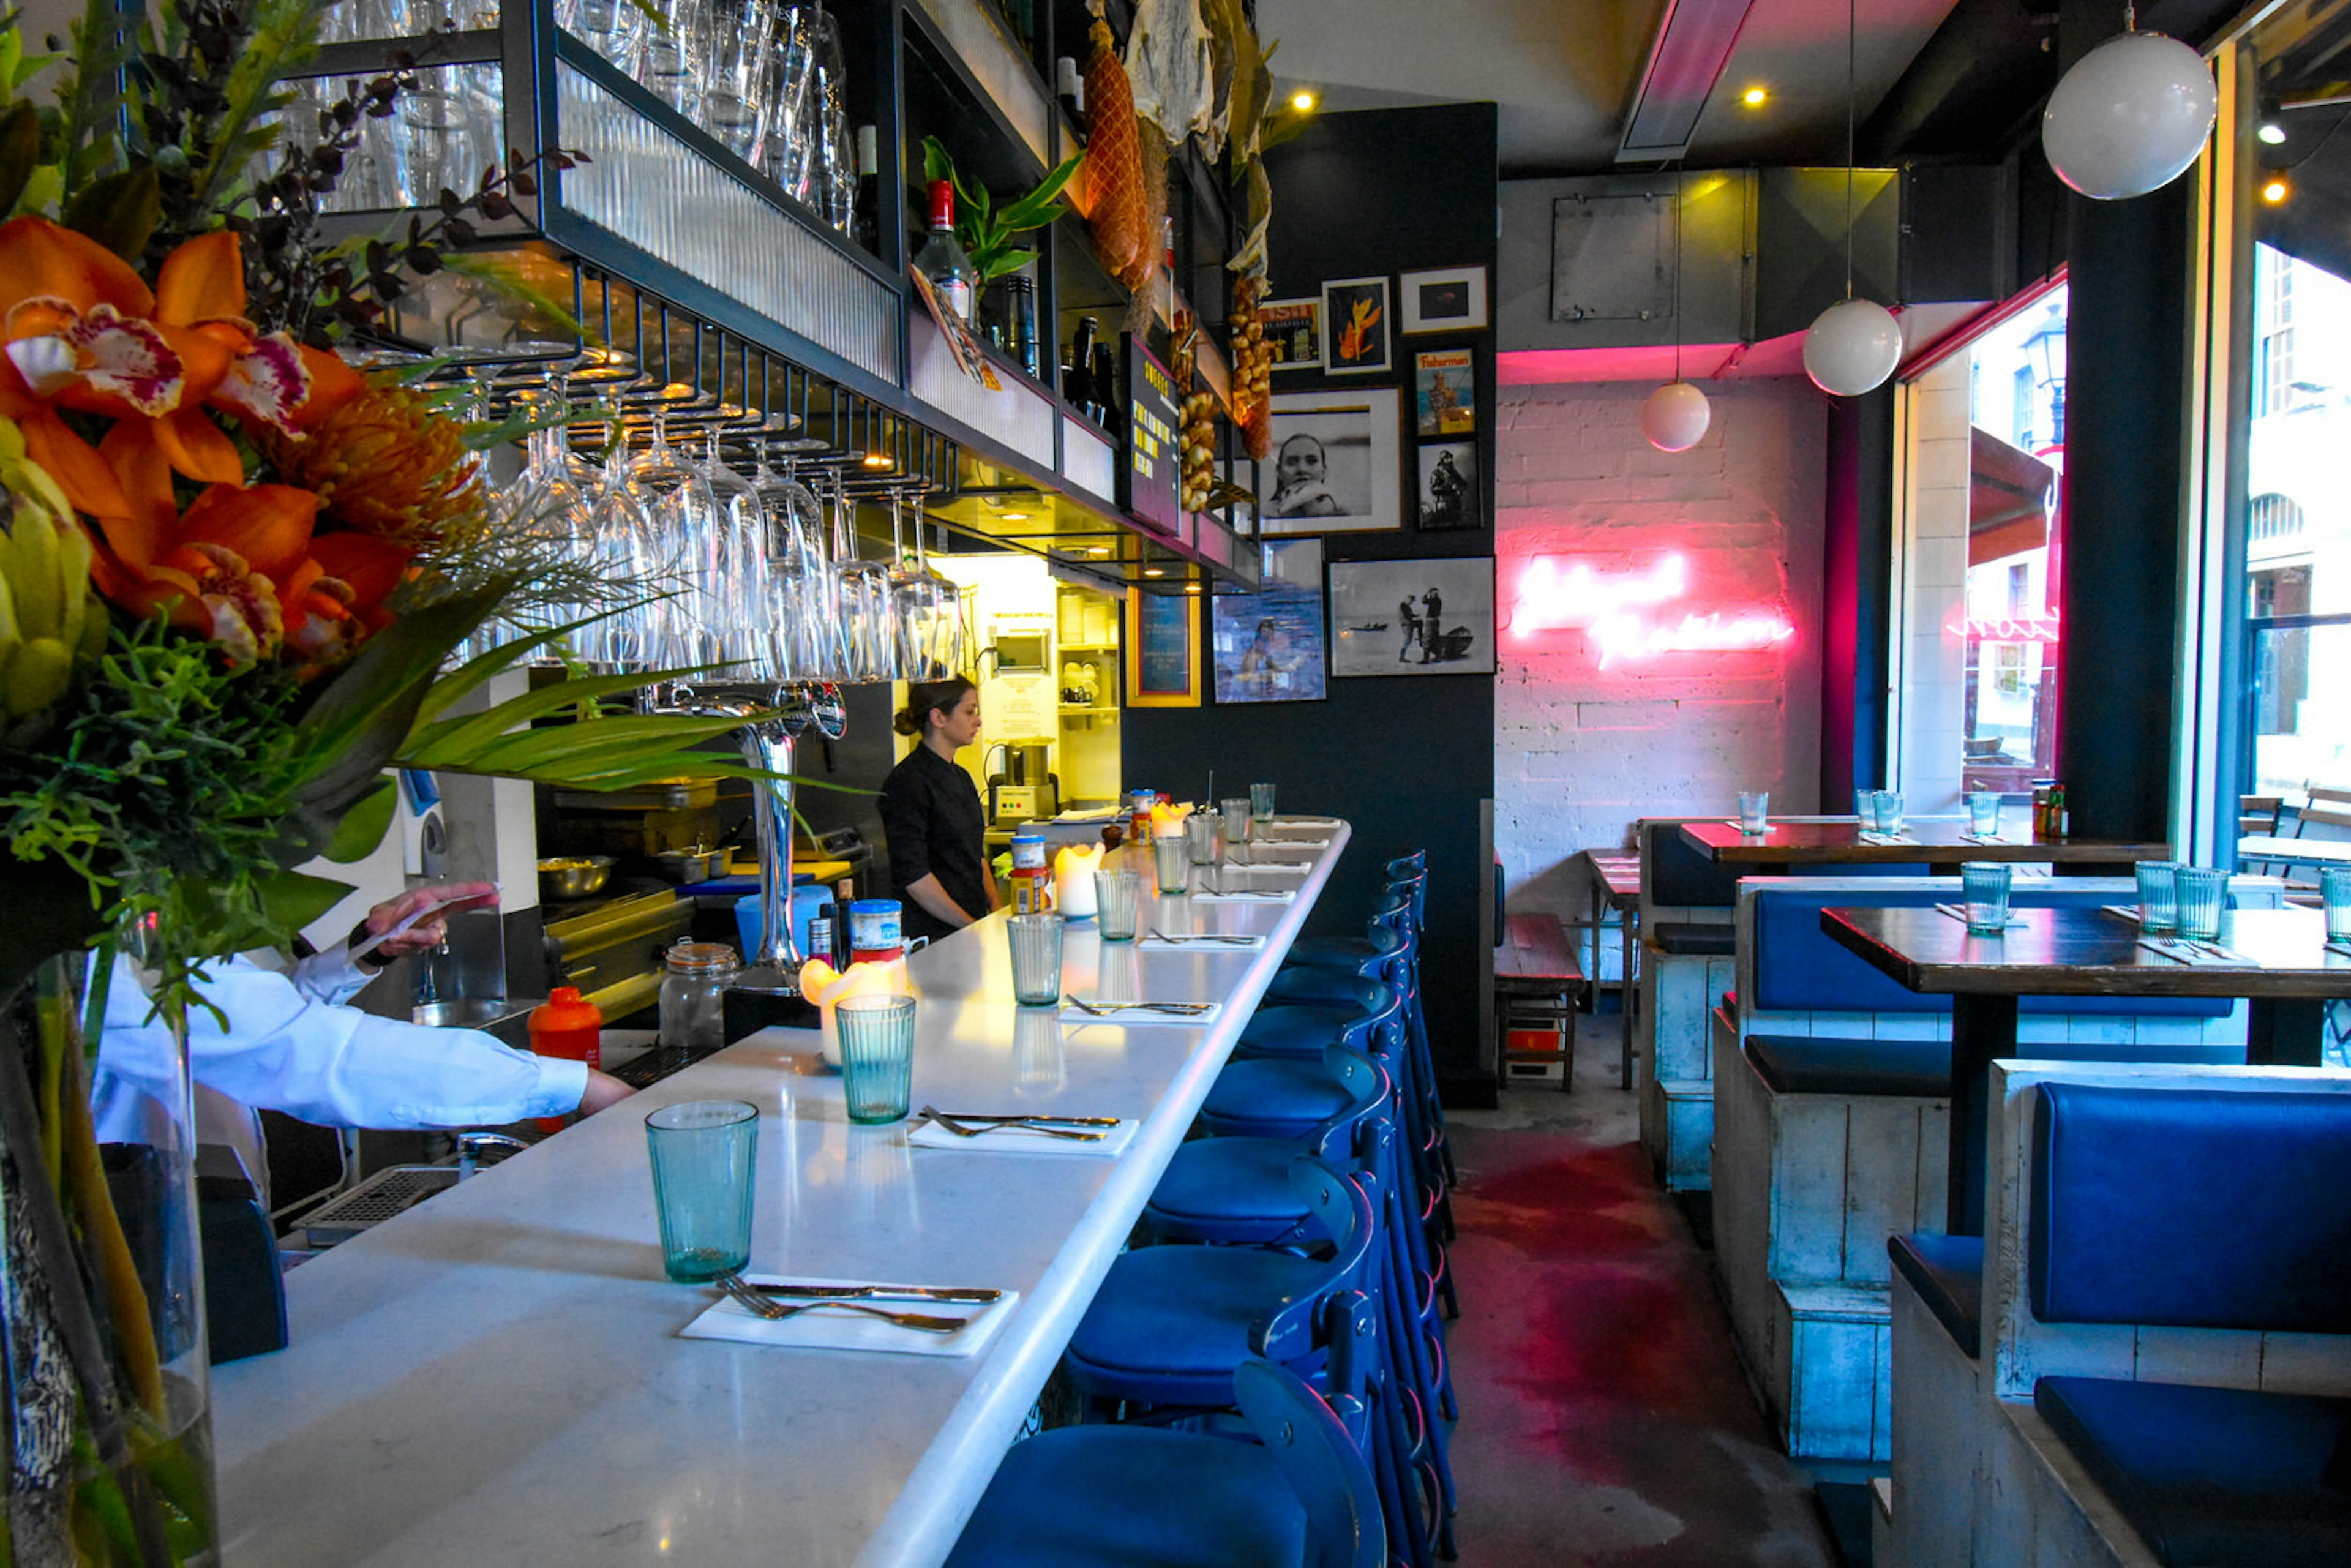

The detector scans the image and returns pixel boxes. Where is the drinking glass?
[1154,833,1191,895]
[1967,791,2001,836]
[1249,782,1277,836]
[1960,862,2012,935]
[625,413,718,672]
[645,1100,759,1282]
[1220,797,1250,850]
[702,0,777,160]
[2319,866,2351,942]
[1853,788,1875,823]
[2134,860,2182,934]
[1185,812,1220,866]
[1007,913,1066,1006]
[836,994,917,1123]
[632,0,709,112]
[758,2,820,189]
[1095,868,1141,940]
[1736,791,1769,834]
[1873,790,1907,833]
[2175,868,2230,942]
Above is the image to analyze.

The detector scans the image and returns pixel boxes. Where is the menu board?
[1119,334,1182,536]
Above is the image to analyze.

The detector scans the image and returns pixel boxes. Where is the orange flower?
[253,384,482,547]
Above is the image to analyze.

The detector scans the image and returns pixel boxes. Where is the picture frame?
[1399,266,1489,334]
[1124,588,1202,708]
[1414,348,1475,437]
[1321,276,1391,376]
[1415,441,1480,532]
[1261,298,1322,372]
[1253,387,1404,537]
[1210,539,1327,705]
[1326,557,1497,677]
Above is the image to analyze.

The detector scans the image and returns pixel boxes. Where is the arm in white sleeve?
[92,953,587,1139]
[290,945,375,1007]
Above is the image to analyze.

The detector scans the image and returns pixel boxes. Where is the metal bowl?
[538,855,613,901]
[653,846,726,885]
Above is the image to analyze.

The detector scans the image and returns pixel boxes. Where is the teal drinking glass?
[645,1100,759,1282]
[2174,868,2230,942]
[836,994,917,1123]
[1961,861,2012,934]
[2319,865,2351,942]
[1967,791,2001,836]
[1095,868,1141,940]
[1737,791,1769,833]
[1154,833,1191,894]
[1220,797,1251,849]
[1007,913,1066,1006]
[2134,861,2182,935]
[1873,789,1907,833]
[1249,781,1277,835]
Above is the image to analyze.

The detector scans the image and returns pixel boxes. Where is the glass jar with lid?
[659,940,741,1049]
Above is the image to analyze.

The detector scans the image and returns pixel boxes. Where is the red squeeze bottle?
[528,987,603,1133]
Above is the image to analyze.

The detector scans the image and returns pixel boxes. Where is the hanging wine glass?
[622,407,716,672]
[747,445,836,680]
[580,410,654,669]
[699,427,774,678]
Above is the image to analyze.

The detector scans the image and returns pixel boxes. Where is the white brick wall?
[1895,356,1972,812]
[1496,378,1828,920]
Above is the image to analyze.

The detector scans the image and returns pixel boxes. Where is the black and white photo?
[1417,442,1479,531]
[1250,388,1404,535]
[1327,557,1496,677]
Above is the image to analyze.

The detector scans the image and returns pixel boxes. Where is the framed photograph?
[1399,266,1489,334]
[1253,387,1403,536]
[1261,298,1322,372]
[1321,276,1391,376]
[1414,348,1475,437]
[1124,589,1202,708]
[1327,557,1496,677]
[1416,442,1480,532]
[1210,540,1327,705]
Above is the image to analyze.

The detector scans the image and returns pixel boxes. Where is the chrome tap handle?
[740,717,803,981]
[457,1131,528,1179]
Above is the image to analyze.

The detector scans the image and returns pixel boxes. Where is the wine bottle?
[1065,315,1100,411]
[1092,342,1121,435]
[913,178,977,324]
[852,124,879,253]
[1056,56,1086,125]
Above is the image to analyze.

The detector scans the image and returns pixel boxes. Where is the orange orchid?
[0,216,364,527]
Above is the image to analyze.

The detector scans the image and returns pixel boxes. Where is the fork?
[711,1271,967,1332]
[1062,994,1213,1016]
[917,1105,1105,1142]
[1147,929,1257,946]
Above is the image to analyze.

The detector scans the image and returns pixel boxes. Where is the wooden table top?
[1819,904,2351,999]
[2238,834,2351,868]
[1682,817,2169,866]
[1578,850,1641,902]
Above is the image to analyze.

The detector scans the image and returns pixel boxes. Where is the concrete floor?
[1438,1016,1839,1566]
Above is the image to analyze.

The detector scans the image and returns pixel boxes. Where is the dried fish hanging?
[1080,0,1149,285]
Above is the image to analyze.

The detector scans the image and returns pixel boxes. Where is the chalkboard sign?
[1120,334,1182,536]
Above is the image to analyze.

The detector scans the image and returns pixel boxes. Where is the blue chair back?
[1309,1046,1388,1165]
[2029,1082,2351,1332]
[1234,1351,1387,1568]
[1256,1158,1376,1367]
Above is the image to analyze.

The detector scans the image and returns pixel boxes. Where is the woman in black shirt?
[877,677,999,943]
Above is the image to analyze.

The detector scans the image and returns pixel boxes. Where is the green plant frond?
[417,711,764,771]
[186,0,316,216]
[399,666,732,762]
[437,252,593,354]
[320,778,397,863]
[996,152,1082,228]
[409,599,669,724]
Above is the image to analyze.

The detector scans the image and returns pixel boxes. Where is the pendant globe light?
[2042,4,2217,200]
[1804,0,1903,398]
[1644,186,1712,452]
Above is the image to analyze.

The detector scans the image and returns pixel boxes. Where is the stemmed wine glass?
[619,406,717,673]
[746,445,841,680]
[696,426,774,677]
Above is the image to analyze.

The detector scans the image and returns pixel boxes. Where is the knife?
[748,1281,1002,1305]
[928,1111,1121,1126]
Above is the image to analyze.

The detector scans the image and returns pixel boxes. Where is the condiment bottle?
[659,942,740,1050]
[528,987,604,1132]
[1010,830,1054,915]
[849,898,906,965]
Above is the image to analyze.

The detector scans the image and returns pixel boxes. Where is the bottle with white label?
[913,178,976,324]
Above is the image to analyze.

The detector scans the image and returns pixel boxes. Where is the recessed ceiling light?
[1741,85,1768,108]
[1291,90,1316,111]
[2259,122,2287,145]
[1001,511,1029,520]
[1087,547,1111,558]
[1183,582,1201,594]
[1143,566,1165,577]
[2263,178,2290,203]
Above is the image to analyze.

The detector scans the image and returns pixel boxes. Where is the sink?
[411,997,539,1051]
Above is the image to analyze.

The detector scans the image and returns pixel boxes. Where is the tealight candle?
[797,956,911,1068]
[1054,842,1104,917]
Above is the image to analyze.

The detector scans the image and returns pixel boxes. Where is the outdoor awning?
[1969,427,2055,565]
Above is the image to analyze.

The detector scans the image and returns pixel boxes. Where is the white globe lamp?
[1803,297,1903,397]
[2042,29,2217,200]
[1641,381,1712,452]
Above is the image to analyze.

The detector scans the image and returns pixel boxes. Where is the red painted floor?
[1440,1027,1836,1566]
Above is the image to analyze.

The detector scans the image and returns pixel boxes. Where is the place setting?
[1139,927,1267,952]
[906,1105,1138,1157]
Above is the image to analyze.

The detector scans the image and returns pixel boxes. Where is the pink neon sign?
[1959,613,2060,643]
[1508,553,1796,666]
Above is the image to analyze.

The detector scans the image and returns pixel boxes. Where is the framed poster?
[1124,588,1202,707]
[1414,348,1475,437]
[1416,442,1480,532]
[1210,539,1327,705]
[1399,266,1489,334]
[1321,276,1390,376]
[1252,387,1403,537]
[1327,557,1496,677]
[1261,298,1322,371]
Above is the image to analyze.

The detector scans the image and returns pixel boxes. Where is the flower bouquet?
[0,1,795,1559]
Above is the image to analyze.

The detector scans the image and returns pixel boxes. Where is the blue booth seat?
[1886,1232,1984,1359]
[2032,1377,2351,1568]
[1744,1034,1954,1098]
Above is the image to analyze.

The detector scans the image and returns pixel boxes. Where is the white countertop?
[214,827,1349,1566]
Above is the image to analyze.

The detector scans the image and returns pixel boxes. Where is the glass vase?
[0,950,217,1565]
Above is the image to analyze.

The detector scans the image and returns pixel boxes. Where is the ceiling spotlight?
[2263,178,2290,204]
[1001,511,1030,521]
[2259,122,2287,145]
[1087,547,1111,558]
[1741,85,1768,108]
[1291,90,1316,111]
[1183,582,1202,595]
[861,451,892,469]
[1143,566,1165,577]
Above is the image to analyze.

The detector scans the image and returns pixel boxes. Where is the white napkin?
[1963,832,2012,845]
[1257,835,1333,847]
[1858,830,1918,846]
[2099,904,2143,925]
[1193,888,1297,903]
[907,1116,1137,1158]
[1059,1000,1223,1026]
[1139,932,1267,951]
[1272,815,1339,825]
[680,1276,1018,1357]
[1220,858,1308,872]
[2137,937,2253,966]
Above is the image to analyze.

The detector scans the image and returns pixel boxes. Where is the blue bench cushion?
[1066,1245,1327,1404]
[1888,1232,1984,1358]
[2030,1083,2351,1332]
[1745,1034,1952,1098]
[2034,1376,2351,1568]
[1652,923,1737,956]
[1750,888,2230,1018]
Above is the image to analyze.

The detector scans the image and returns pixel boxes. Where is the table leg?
[2246,997,2327,1068]
[1948,994,2020,1237]
[1618,902,1637,1089]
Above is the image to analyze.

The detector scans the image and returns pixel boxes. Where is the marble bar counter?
[214,823,1350,1567]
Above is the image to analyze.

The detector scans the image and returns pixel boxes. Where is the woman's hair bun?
[891,705,923,737]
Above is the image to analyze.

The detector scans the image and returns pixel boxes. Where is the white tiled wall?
[1895,357,1973,813]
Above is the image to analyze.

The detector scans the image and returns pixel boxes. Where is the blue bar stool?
[1146,1047,1387,1246]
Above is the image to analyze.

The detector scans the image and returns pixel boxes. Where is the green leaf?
[0,100,35,215]
[922,134,951,186]
[399,666,725,765]
[321,778,397,864]
[59,163,157,260]
[997,152,1084,229]
[252,869,357,935]
[410,599,661,726]
[980,247,1037,280]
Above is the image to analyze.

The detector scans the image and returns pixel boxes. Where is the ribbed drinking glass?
[1007,913,1065,1006]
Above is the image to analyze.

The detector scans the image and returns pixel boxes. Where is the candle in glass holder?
[1054,842,1104,917]
[797,956,911,1068]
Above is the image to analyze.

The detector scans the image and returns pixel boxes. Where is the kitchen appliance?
[541,887,695,1024]
[985,740,1059,826]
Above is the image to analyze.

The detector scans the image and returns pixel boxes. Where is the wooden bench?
[1577,850,1643,1087]
[1496,912,1581,1092]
